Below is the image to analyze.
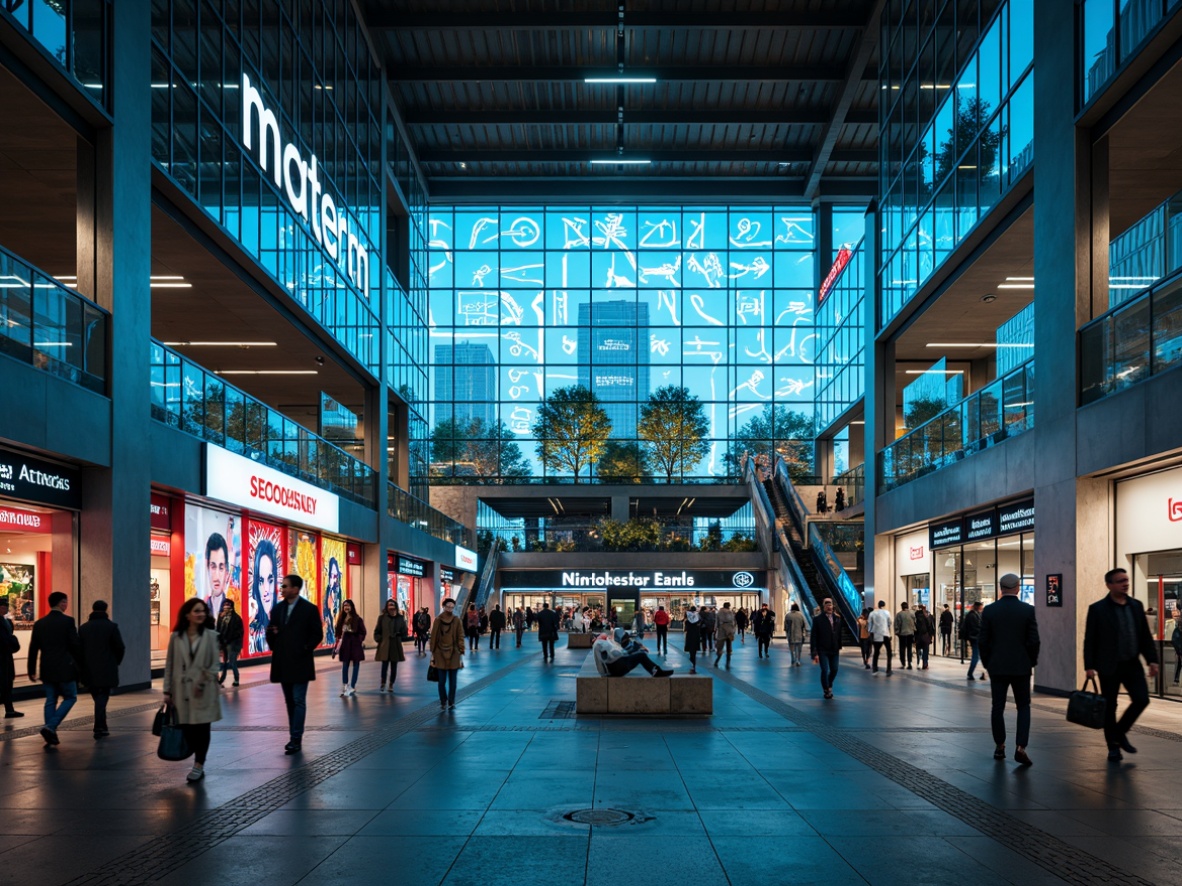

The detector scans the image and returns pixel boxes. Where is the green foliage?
[476,529,495,557]
[596,440,651,484]
[724,405,816,482]
[596,518,663,552]
[903,395,947,430]
[638,385,711,482]
[698,520,724,552]
[721,534,758,552]
[531,385,612,482]
[933,97,1007,188]
[430,417,533,483]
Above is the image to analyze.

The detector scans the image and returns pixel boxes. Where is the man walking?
[810,598,843,699]
[535,601,559,662]
[653,605,670,655]
[978,574,1039,766]
[266,574,323,755]
[940,604,954,656]
[786,604,807,666]
[1084,568,1159,762]
[488,604,505,649]
[895,601,916,669]
[0,599,22,718]
[700,605,717,654]
[714,602,737,667]
[27,592,80,746]
[752,603,776,659]
[867,600,892,675]
[964,601,985,680]
[77,600,125,739]
[512,606,525,647]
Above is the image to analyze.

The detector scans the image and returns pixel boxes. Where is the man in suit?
[979,573,1040,766]
[1084,567,1159,762]
[535,602,559,663]
[27,592,80,746]
[266,574,324,755]
[0,599,22,718]
[77,600,125,739]
[810,597,843,699]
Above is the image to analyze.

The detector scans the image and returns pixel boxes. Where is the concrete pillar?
[862,200,881,604]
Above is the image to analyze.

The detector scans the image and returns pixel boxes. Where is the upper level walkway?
[3,633,1179,885]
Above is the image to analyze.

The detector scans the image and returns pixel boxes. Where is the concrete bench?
[567,632,595,648]
[575,651,712,716]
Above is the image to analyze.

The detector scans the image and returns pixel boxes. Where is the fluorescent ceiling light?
[997,283,1034,289]
[926,342,1033,348]
[163,341,278,347]
[33,342,71,348]
[590,158,652,165]
[584,76,657,84]
[216,370,319,376]
[849,420,865,425]
[904,369,964,375]
[150,282,193,288]
[1004,402,1033,408]
[1006,276,1035,281]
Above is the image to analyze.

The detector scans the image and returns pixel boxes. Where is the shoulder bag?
[1066,675,1107,729]
[426,664,440,682]
[155,703,193,761]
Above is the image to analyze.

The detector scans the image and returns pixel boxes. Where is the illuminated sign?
[150,536,172,557]
[818,245,852,305]
[455,545,477,572]
[0,445,80,509]
[0,506,47,532]
[204,444,339,533]
[150,494,173,531]
[499,570,768,590]
[395,555,426,577]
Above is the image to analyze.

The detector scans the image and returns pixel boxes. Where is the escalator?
[745,461,816,634]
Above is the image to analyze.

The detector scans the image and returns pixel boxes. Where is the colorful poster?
[246,519,285,655]
[0,563,35,628]
[289,529,320,605]
[183,505,242,617]
[321,537,346,646]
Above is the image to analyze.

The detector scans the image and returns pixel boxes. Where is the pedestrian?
[525,606,534,631]
[77,600,125,739]
[714,602,737,667]
[1084,568,1160,762]
[940,604,954,656]
[162,597,221,782]
[536,601,559,662]
[857,608,872,669]
[736,606,749,643]
[979,573,1039,766]
[683,606,702,674]
[964,601,985,680]
[752,603,775,658]
[653,605,670,655]
[1172,612,1182,684]
[632,605,645,640]
[414,607,432,656]
[488,604,505,649]
[266,573,324,755]
[834,487,846,512]
[810,597,843,699]
[374,599,407,692]
[700,605,717,653]
[867,600,892,675]
[334,599,367,697]
[0,598,22,718]
[785,604,807,666]
[591,631,673,677]
[26,591,80,746]
[216,599,244,686]
[914,604,933,669]
[895,601,916,669]
[465,603,481,652]
[478,606,489,638]
[513,606,525,647]
[429,597,465,708]
[815,489,827,514]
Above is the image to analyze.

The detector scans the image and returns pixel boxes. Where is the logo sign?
[455,545,478,572]
[997,499,1035,534]
[150,494,173,531]
[499,570,767,590]
[397,556,426,577]
[818,245,853,305]
[909,545,925,561]
[732,571,755,588]
[150,536,172,557]
[965,509,998,542]
[1169,498,1182,522]
[241,73,371,300]
[1045,573,1063,608]
[0,506,47,533]
[439,567,455,583]
[929,519,963,550]
[204,444,339,533]
[0,445,81,509]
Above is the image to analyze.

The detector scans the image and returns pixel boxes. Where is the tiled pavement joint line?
[711,666,1158,886]
[64,652,541,886]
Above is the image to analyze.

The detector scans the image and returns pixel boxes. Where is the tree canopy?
[596,440,651,484]
[724,405,815,482]
[430,417,532,483]
[637,385,711,482]
[530,385,612,482]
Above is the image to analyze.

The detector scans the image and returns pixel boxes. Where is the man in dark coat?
[751,603,776,659]
[535,602,559,663]
[77,600,125,739]
[963,601,984,680]
[488,604,506,649]
[810,597,843,699]
[0,599,22,718]
[979,574,1039,766]
[266,574,324,755]
[27,591,81,746]
[1084,567,1159,762]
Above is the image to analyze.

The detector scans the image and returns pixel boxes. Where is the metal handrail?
[744,459,816,628]
[470,535,502,611]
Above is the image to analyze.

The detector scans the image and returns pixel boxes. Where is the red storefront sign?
[150,536,172,557]
[0,505,47,532]
[150,494,173,531]
[818,245,853,305]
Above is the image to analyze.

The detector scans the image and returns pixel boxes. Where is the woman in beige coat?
[163,597,222,782]
[429,598,465,709]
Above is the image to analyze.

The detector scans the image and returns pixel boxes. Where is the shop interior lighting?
[584,76,657,84]
[944,556,957,568]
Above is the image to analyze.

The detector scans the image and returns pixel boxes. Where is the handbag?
[155,704,193,761]
[1066,675,1107,729]
[426,664,439,682]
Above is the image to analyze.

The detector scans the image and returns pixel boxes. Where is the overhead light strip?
[584,77,657,84]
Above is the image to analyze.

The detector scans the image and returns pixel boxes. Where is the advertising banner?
[183,505,242,620]
[321,536,347,646]
[245,518,285,655]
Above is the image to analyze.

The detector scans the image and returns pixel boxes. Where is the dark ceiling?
[362,1,884,202]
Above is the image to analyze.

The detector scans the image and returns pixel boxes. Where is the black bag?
[1066,676,1107,730]
[426,665,439,683]
[155,704,193,761]
[151,702,168,737]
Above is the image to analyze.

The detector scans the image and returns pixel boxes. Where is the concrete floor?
[3,633,1179,885]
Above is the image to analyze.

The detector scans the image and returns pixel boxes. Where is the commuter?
[857,608,872,669]
[963,601,985,680]
[979,573,1039,766]
[536,602,559,662]
[714,602,737,667]
[940,604,954,656]
[478,606,489,638]
[632,606,646,640]
[267,573,324,755]
[895,601,916,669]
[735,606,749,643]
[591,632,673,677]
[653,605,671,655]
[785,604,807,667]
[374,599,407,692]
[815,489,828,514]
[525,606,534,631]
[513,607,525,648]
[580,606,592,633]
[700,605,716,653]
[162,597,221,782]
[429,598,465,708]
[867,600,892,675]
[215,599,244,686]
[752,603,776,659]
[834,487,846,512]
[1084,568,1160,762]
[914,604,934,670]
[465,603,481,652]
[0,599,22,718]
[414,607,432,656]
[26,591,80,746]
[810,597,843,699]
[683,606,702,674]
[335,599,367,697]
[78,600,125,739]
[488,604,506,649]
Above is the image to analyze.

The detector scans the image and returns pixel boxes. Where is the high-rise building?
[434,343,497,428]
[577,300,651,438]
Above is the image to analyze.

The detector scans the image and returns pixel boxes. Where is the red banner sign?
[0,506,46,532]
[818,245,853,305]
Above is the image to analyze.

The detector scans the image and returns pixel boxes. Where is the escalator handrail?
[746,459,816,627]
[462,535,502,611]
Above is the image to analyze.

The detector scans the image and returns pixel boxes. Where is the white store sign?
[205,444,340,533]
[455,545,477,572]
[1116,465,1182,556]
[894,529,930,576]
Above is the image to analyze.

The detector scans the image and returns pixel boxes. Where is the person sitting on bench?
[592,631,673,677]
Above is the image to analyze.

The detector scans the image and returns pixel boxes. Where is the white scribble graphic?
[735,291,765,325]
[777,376,815,397]
[730,218,772,248]
[775,300,812,325]
[743,328,773,363]
[562,217,591,249]
[509,406,533,434]
[561,334,577,354]
[500,263,544,285]
[688,293,724,326]
[686,213,707,249]
[457,291,499,325]
[686,253,725,287]
[638,256,681,285]
[604,254,635,288]
[504,330,539,360]
[775,216,815,245]
[471,264,493,287]
[650,334,670,357]
[640,218,679,248]
[683,335,725,365]
[468,217,498,248]
[551,290,569,325]
[657,290,680,325]
[729,257,771,280]
[732,369,771,401]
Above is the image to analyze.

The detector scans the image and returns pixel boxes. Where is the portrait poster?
[0,562,35,629]
[183,505,241,615]
[288,529,320,606]
[245,518,285,655]
[321,536,347,647]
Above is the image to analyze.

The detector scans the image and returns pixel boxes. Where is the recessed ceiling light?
[590,158,651,165]
[584,76,657,84]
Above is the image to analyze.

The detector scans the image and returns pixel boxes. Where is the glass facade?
[1,0,109,107]
[879,0,1033,328]
[1080,0,1182,105]
[815,239,865,432]
[427,205,824,481]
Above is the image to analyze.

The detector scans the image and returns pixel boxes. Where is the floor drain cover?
[564,808,635,825]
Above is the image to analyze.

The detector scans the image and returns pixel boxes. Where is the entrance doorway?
[1133,551,1182,699]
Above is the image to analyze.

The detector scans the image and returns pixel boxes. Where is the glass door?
[1133,551,1182,699]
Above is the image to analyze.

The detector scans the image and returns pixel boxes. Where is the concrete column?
[862,200,881,603]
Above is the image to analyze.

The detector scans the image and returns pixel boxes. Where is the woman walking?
[430,598,465,708]
[413,607,431,656]
[374,599,407,692]
[714,602,737,667]
[684,606,702,674]
[335,599,367,697]
[216,599,244,686]
[465,603,481,652]
[858,608,872,669]
[162,598,221,783]
[786,603,807,666]
[736,607,749,643]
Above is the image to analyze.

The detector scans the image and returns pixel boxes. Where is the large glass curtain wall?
[1,0,110,107]
[815,239,865,432]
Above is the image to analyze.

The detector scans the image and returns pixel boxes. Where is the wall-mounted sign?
[150,536,172,557]
[346,543,362,566]
[204,444,340,533]
[1045,573,1063,607]
[499,569,768,591]
[929,519,964,550]
[455,545,477,572]
[930,499,1035,549]
[394,555,426,577]
[150,494,173,531]
[0,505,48,533]
[439,567,455,583]
[965,509,998,542]
[997,499,1035,535]
[0,445,80,510]
[818,245,853,305]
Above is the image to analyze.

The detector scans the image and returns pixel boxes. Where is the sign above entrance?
[930,519,963,550]
[499,569,768,591]
[965,509,998,542]
[455,545,477,572]
[0,505,48,533]
[930,499,1035,549]
[0,445,81,510]
[150,494,173,531]
[389,554,426,577]
[204,444,340,533]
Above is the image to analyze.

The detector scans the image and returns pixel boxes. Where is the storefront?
[387,553,427,617]
[0,445,80,686]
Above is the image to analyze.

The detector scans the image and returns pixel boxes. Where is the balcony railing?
[0,245,107,394]
[477,521,758,554]
[388,483,472,548]
[879,358,1035,491]
[1080,270,1182,405]
[149,341,375,506]
[1107,190,1182,308]
[831,463,865,508]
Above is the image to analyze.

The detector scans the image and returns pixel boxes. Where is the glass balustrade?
[832,463,865,508]
[388,483,472,548]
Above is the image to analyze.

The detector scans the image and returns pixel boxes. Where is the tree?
[531,385,612,482]
[637,385,711,482]
[596,441,650,484]
[932,97,1007,195]
[430,417,533,483]
[725,405,815,483]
